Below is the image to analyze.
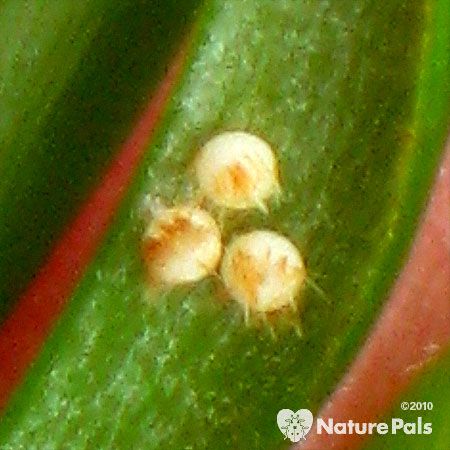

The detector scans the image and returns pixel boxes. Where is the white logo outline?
[277,409,314,442]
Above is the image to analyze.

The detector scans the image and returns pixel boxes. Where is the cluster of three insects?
[142,131,307,325]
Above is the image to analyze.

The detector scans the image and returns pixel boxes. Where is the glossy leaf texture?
[1,0,449,449]
[0,0,200,318]
[362,349,450,450]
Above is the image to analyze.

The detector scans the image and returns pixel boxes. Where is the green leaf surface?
[0,0,199,317]
[1,0,449,449]
[363,349,450,450]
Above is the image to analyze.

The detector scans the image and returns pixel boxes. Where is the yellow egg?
[142,205,222,285]
[195,131,280,211]
[221,230,306,313]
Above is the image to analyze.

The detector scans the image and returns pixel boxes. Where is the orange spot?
[142,207,222,285]
[214,163,254,201]
[230,249,270,308]
[143,216,207,275]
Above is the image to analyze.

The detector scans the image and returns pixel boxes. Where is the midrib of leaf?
[0,1,449,449]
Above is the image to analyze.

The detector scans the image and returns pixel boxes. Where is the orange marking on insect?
[195,131,279,211]
[142,205,222,286]
[221,230,306,314]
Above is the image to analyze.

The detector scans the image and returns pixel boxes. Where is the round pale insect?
[142,205,222,285]
[221,230,306,314]
[195,131,280,211]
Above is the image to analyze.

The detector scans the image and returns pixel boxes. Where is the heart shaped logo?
[277,409,314,442]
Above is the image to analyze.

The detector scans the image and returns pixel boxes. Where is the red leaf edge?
[0,38,191,410]
[298,140,450,450]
